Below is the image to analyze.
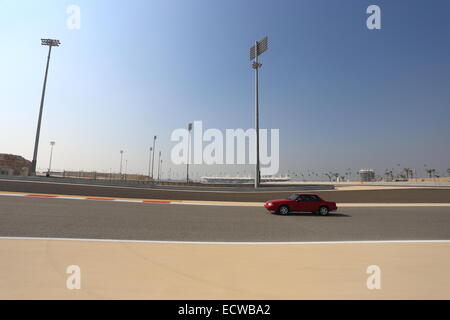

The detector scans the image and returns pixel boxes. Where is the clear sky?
[1,0,449,180]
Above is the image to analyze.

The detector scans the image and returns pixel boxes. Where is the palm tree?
[426,169,436,178]
[403,168,413,180]
[384,170,393,181]
[346,169,352,180]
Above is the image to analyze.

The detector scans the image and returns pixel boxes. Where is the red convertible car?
[264,193,337,216]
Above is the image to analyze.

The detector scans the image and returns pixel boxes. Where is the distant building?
[359,169,375,182]
[0,154,32,176]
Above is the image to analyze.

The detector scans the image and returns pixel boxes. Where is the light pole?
[31,39,60,176]
[187,123,192,183]
[250,36,268,188]
[148,147,153,179]
[119,150,124,176]
[151,135,157,180]
[157,151,162,182]
[47,141,55,177]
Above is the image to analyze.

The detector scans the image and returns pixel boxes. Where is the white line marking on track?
[170,201,259,207]
[0,193,26,197]
[56,196,84,200]
[0,236,449,245]
[113,199,143,203]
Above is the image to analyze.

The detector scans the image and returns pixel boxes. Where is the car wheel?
[318,206,329,216]
[278,205,290,215]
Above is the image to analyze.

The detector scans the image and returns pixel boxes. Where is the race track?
[1,196,449,242]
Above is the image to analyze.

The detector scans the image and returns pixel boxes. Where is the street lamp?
[157,151,162,182]
[249,36,268,188]
[151,135,157,180]
[47,141,55,177]
[148,147,153,179]
[31,39,60,175]
[119,150,124,176]
[187,123,192,183]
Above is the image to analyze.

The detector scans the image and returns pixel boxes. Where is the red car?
[264,193,337,216]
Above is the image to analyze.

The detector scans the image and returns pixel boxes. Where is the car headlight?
[267,202,273,206]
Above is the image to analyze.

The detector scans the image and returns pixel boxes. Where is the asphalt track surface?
[1,179,450,203]
[1,196,450,242]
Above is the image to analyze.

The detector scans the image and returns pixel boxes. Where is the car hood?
[266,199,289,204]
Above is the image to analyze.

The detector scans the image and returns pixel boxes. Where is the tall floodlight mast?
[31,39,60,175]
[249,36,268,188]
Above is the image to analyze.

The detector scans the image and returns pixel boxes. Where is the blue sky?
[1,0,449,179]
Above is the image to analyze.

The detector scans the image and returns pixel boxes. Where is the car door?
[307,195,321,212]
[294,195,309,212]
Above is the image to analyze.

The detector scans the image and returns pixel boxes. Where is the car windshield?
[287,194,298,200]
